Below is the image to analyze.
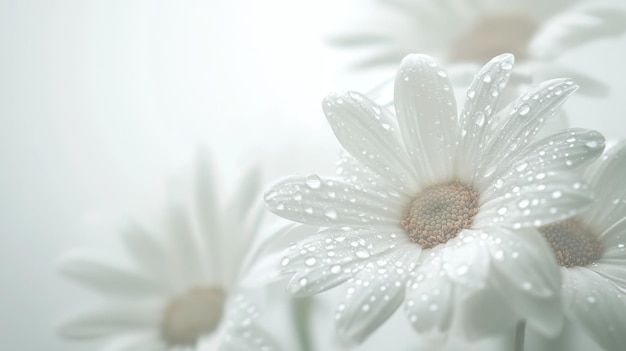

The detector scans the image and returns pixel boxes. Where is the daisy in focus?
[522,141,626,351]
[333,0,626,100]
[264,53,606,345]
[57,151,264,351]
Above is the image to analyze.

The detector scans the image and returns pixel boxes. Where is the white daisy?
[57,151,264,351]
[521,141,626,351]
[264,53,606,345]
[333,0,626,98]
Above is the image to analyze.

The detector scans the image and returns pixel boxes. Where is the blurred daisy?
[57,151,263,351]
[265,53,605,345]
[333,0,626,98]
[523,141,626,351]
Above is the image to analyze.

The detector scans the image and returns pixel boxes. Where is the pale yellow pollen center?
[539,218,604,268]
[449,12,538,63]
[161,286,226,346]
[401,182,480,249]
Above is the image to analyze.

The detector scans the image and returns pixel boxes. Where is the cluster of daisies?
[58,0,626,350]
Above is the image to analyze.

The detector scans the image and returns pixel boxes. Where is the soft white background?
[1,1,625,350]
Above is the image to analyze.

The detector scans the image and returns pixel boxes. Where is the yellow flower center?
[449,12,538,63]
[401,182,480,249]
[539,218,604,267]
[161,287,226,346]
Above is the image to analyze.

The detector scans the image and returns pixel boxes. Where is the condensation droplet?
[331,265,341,273]
[305,174,322,189]
[356,250,370,259]
[281,257,290,266]
[324,207,338,220]
[518,104,530,116]
[305,257,317,266]
[587,296,596,304]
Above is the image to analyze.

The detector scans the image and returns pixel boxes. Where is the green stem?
[291,297,314,351]
[514,320,526,351]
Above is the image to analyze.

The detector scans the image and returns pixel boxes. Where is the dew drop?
[518,199,530,209]
[331,265,341,273]
[474,112,485,127]
[356,250,370,259]
[323,207,338,220]
[437,70,448,78]
[518,104,530,116]
[587,296,596,304]
[497,207,508,215]
[293,192,302,201]
[281,257,290,266]
[299,278,308,286]
[305,174,322,189]
[482,75,492,83]
[456,265,469,276]
[276,203,285,210]
[585,140,600,149]
[551,190,562,199]
[305,257,317,266]
[467,89,476,99]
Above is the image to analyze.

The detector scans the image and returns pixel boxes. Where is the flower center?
[539,218,604,268]
[160,286,226,346]
[449,12,538,63]
[401,182,479,249]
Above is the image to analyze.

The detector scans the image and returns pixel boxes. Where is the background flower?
[525,141,626,351]
[332,0,626,97]
[57,150,264,350]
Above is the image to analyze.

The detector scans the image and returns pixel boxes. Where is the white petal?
[58,251,168,297]
[281,227,410,296]
[404,252,455,334]
[583,141,626,232]
[335,246,418,344]
[56,302,161,339]
[458,284,517,340]
[530,4,626,60]
[164,204,212,287]
[442,230,490,290]
[121,223,169,279]
[477,171,593,229]
[456,54,514,182]
[479,78,578,184]
[563,267,626,351]
[533,63,609,97]
[394,54,458,184]
[323,91,417,190]
[484,228,564,336]
[478,128,604,203]
[100,332,166,351]
[220,324,282,351]
[265,176,403,227]
[525,317,602,351]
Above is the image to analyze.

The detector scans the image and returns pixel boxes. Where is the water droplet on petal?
[518,104,530,116]
[305,257,317,266]
[281,257,290,266]
[305,174,321,189]
[587,296,596,304]
[324,207,338,220]
[355,250,370,259]
[331,265,341,273]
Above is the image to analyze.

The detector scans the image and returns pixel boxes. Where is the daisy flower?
[333,0,626,98]
[264,53,606,345]
[522,141,626,351]
[57,151,264,351]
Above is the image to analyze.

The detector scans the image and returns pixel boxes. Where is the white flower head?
[265,54,605,345]
[333,0,626,98]
[524,141,626,351]
[57,150,264,350]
